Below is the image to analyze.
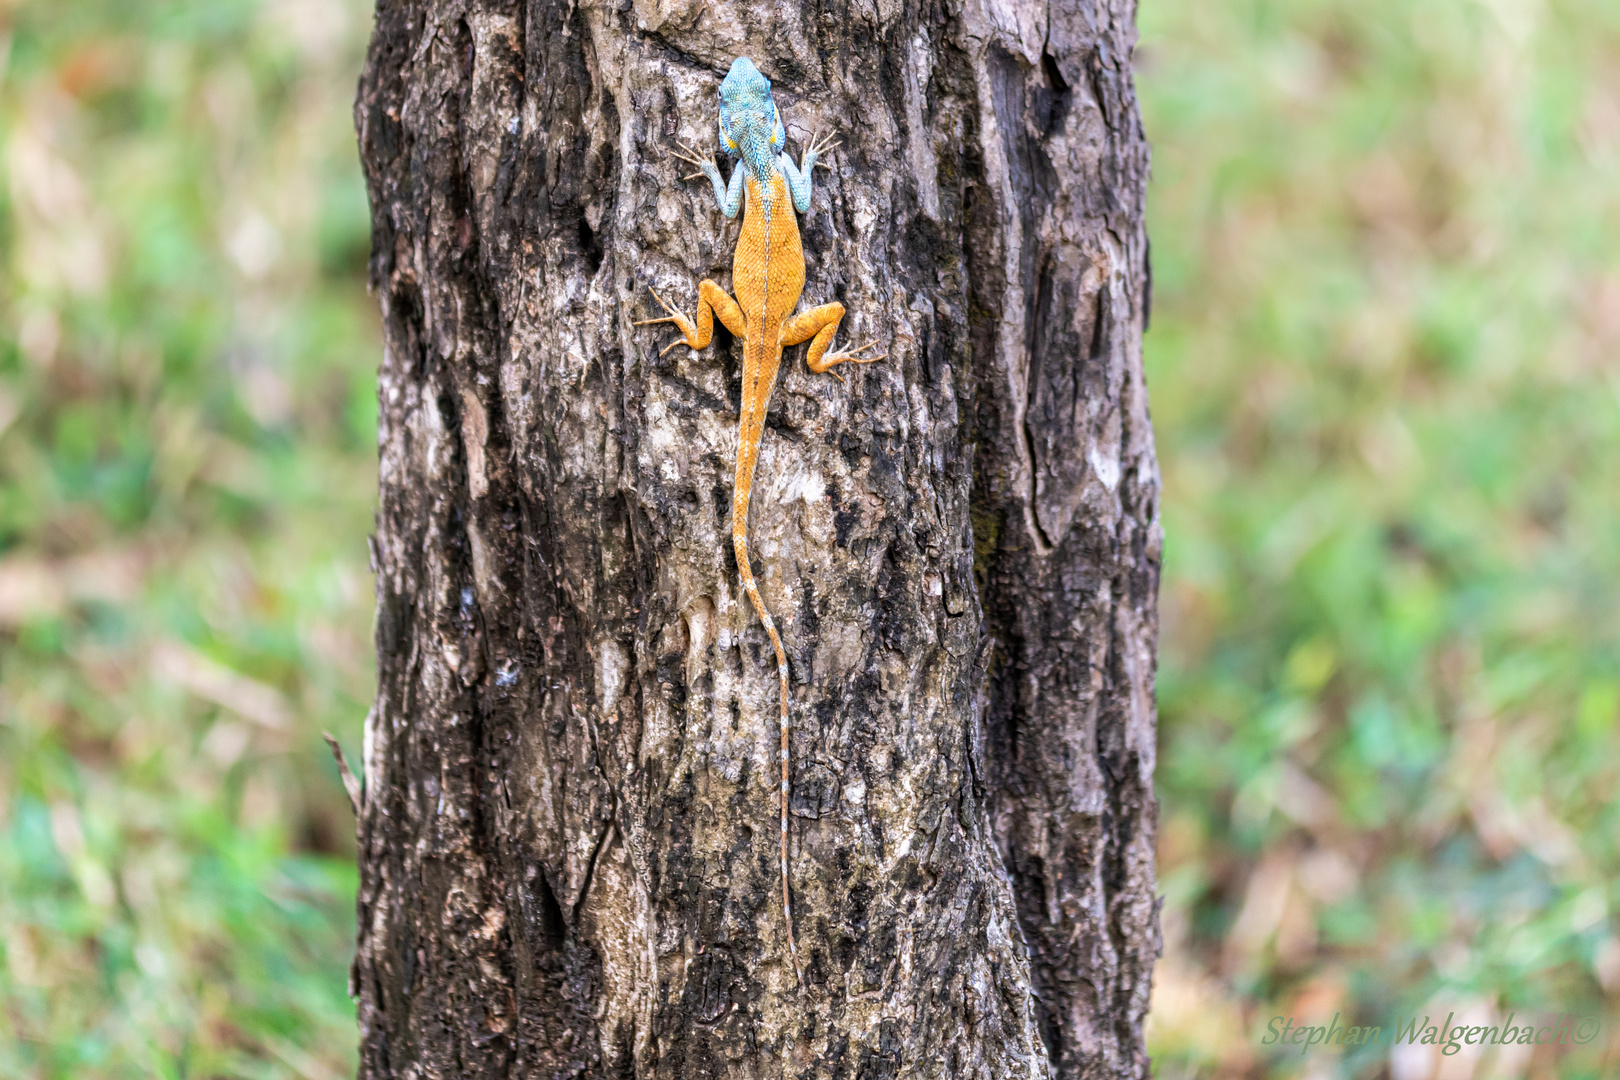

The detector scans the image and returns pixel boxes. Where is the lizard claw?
[816,340,886,383]
[837,339,885,361]
[669,141,713,175]
[631,286,679,325]
[634,287,698,356]
[802,129,841,174]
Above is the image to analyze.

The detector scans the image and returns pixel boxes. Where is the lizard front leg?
[634,280,747,356]
[670,142,745,219]
[781,302,885,381]
[781,130,839,213]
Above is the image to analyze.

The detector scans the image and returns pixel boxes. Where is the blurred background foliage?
[1,0,1617,1077]
[0,0,377,1075]
[1140,0,1620,1076]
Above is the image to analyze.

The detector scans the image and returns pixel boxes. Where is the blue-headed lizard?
[636,57,883,985]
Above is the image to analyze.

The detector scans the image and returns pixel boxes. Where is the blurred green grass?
[0,0,377,1076]
[3,0,1618,1078]
[1139,0,1620,1076]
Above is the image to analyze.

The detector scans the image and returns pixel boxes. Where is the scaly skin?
[636,57,882,987]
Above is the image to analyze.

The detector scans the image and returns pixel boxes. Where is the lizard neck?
[743,156,781,225]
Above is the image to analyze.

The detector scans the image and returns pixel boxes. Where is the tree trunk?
[351,1,1161,1077]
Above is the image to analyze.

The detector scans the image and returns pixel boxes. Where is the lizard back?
[731,169,804,530]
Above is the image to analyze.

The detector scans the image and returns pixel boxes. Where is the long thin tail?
[734,532,801,986]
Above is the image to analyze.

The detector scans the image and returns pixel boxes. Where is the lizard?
[635,56,882,986]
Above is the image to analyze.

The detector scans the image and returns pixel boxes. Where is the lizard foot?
[632,287,698,356]
[813,339,885,383]
[804,129,841,172]
[666,141,714,182]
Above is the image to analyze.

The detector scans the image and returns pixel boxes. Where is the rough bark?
[351,1,1161,1077]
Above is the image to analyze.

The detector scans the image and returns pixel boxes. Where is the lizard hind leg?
[781,302,886,383]
[633,281,747,356]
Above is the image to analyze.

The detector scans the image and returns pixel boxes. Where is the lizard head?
[717,57,785,181]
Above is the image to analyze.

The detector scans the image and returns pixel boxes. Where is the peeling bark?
[351,1,1160,1076]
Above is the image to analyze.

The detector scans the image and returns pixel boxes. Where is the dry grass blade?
[323,732,364,816]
